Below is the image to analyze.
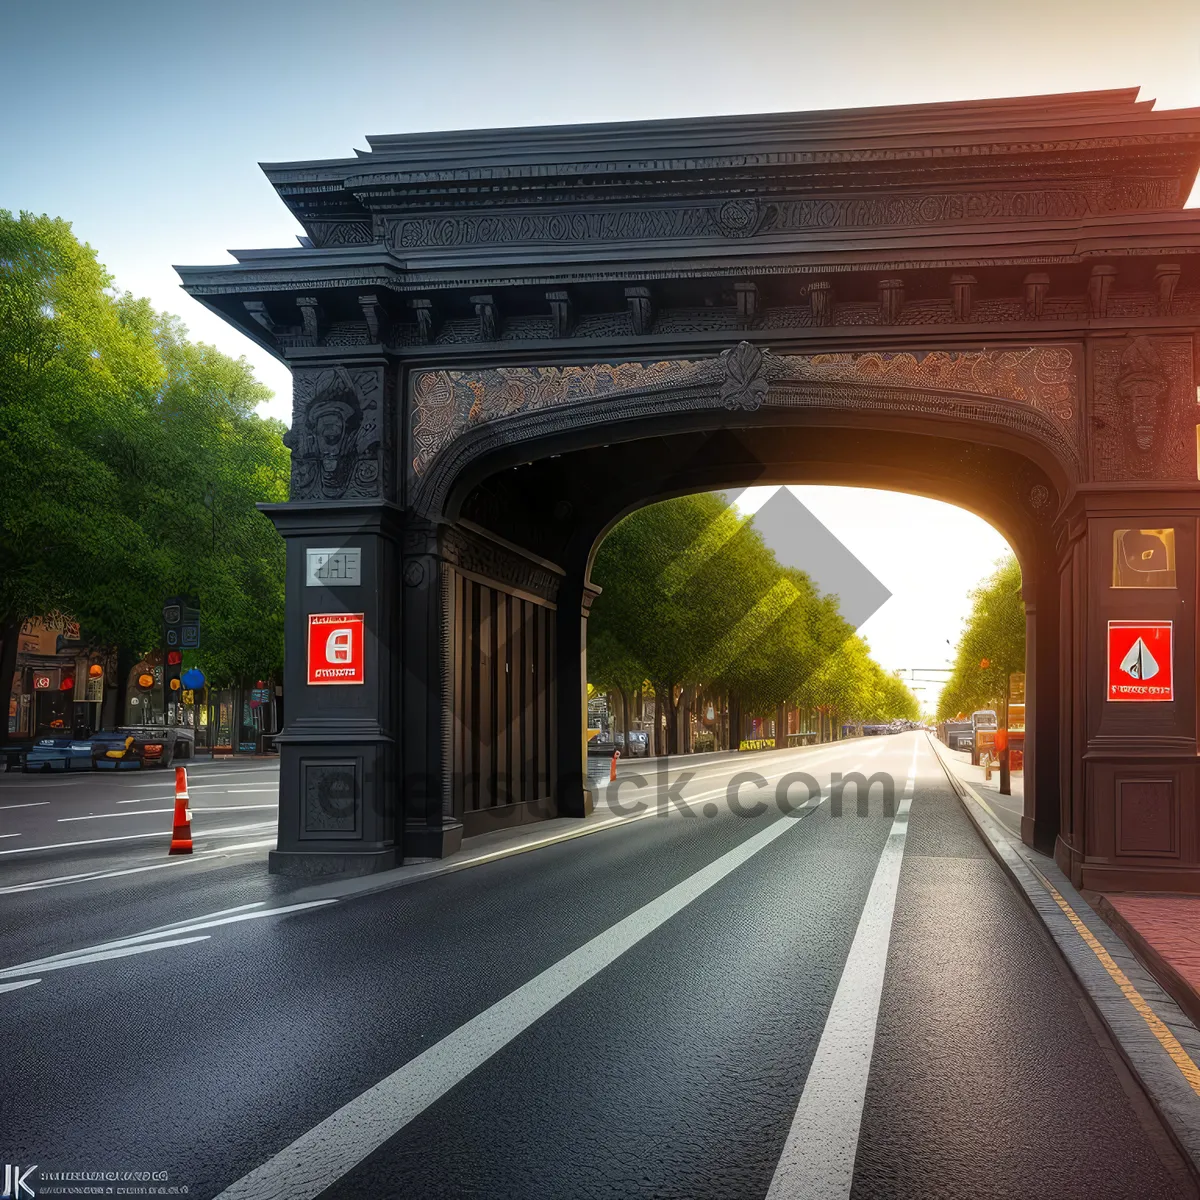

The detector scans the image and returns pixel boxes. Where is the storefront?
[6,614,114,741]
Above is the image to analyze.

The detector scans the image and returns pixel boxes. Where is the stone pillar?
[399,518,463,860]
[1057,500,1199,891]
[1022,539,1061,856]
[555,573,597,818]
[262,502,402,876]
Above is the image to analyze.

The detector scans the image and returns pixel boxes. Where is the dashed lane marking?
[0,801,50,810]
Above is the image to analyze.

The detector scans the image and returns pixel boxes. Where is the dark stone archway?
[179,87,1200,891]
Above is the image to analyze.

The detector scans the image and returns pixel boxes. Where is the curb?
[928,733,1200,1178]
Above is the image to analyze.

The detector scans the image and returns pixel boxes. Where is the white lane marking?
[766,739,921,1200]
[58,802,277,821]
[0,899,337,980]
[0,936,213,977]
[0,801,50,810]
[193,804,277,812]
[0,778,95,789]
[212,794,826,1200]
[0,820,275,855]
[59,809,174,822]
[140,902,266,934]
[0,978,41,994]
[131,769,280,787]
[117,787,278,803]
[0,839,276,894]
[0,834,20,840]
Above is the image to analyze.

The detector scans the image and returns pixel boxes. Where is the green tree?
[937,554,1025,720]
[589,493,910,753]
[0,212,287,737]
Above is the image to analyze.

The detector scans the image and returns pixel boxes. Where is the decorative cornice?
[439,523,563,604]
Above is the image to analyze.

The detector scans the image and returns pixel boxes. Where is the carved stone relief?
[410,344,1082,478]
[1090,336,1196,481]
[285,365,393,501]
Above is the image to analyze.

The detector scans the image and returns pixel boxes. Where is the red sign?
[307,613,365,686]
[1107,620,1173,701]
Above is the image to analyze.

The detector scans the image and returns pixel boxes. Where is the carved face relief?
[287,366,390,502]
[1116,337,1166,456]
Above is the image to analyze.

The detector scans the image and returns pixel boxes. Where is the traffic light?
[165,648,183,696]
[162,595,200,714]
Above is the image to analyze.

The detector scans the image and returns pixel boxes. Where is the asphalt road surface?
[2,734,1195,1199]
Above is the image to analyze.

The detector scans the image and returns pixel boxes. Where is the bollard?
[609,749,620,782]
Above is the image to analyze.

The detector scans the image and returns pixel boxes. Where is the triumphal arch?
[179,88,1200,892]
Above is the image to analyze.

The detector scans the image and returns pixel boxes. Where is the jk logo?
[1,1164,36,1199]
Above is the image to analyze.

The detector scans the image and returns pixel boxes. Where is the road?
[2,734,1195,1199]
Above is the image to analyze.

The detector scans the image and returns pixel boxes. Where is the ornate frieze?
[439,524,563,603]
[285,364,393,501]
[1090,336,1196,481]
[381,184,1180,252]
[409,343,1082,478]
[307,221,373,248]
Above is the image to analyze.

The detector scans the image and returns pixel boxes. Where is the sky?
[2,0,1196,705]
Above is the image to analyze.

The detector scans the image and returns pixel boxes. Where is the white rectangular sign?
[306,547,362,587]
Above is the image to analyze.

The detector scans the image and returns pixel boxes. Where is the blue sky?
[3,0,1197,699]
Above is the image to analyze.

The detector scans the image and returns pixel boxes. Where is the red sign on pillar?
[1107,620,1173,701]
[307,613,365,685]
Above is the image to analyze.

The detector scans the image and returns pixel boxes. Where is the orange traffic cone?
[168,765,193,855]
[609,749,621,782]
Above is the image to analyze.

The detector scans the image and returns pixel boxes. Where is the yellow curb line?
[930,736,1200,1100]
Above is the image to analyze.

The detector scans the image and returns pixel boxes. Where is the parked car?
[618,731,650,757]
[92,726,195,770]
[23,737,94,772]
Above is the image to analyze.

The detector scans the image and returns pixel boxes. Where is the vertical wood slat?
[478,586,493,811]
[494,591,509,807]
[451,571,464,818]
[510,598,524,809]
[531,604,543,802]
[545,603,557,804]
[523,599,537,805]
[463,578,477,814]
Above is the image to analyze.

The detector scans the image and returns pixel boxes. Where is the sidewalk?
[936,745,1025,838]
[1092,893,1200,1031]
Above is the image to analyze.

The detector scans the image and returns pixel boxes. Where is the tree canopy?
[937,554,1025,720]
[0,211,287,728]
[588,493,919,749]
